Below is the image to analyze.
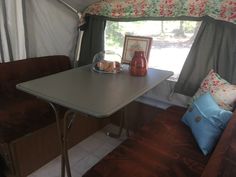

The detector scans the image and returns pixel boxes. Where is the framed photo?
[122,35,152,64]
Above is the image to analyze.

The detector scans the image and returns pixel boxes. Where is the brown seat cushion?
[0,96,55,143]
[83,106,209,177]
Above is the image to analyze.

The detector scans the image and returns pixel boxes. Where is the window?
[105,20,201,80]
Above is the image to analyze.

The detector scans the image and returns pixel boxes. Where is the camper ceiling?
[61,0,99,11]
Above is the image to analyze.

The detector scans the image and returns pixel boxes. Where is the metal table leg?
[50,103,129,176]
[106,107,130,138]
[63,110,76,177]
[49,103,76,177]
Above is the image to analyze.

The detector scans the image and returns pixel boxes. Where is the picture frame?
[121,35,153,64]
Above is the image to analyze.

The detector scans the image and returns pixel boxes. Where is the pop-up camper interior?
[0,0,236,177]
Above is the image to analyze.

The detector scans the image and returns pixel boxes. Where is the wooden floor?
[27,124,127,177]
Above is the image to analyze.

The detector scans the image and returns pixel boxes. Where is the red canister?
[130,51,147,76]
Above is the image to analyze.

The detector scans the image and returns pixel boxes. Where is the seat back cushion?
[0,55,71,98]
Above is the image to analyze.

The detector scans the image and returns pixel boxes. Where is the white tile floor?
[27,124,127,177]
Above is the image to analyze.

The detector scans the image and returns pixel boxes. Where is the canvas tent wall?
[0,0,86,63]
[24,0,78,61]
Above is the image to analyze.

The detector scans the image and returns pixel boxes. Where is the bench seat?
[0,56,71,177]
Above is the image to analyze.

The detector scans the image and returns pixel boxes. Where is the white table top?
[17,65,173,118]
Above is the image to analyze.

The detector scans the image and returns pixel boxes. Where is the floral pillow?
[214,84,236,111]
[191,70,236,111]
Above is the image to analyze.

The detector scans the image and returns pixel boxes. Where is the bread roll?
[96,60,120,72]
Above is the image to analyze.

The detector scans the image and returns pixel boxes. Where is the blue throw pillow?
[182,92,232,155]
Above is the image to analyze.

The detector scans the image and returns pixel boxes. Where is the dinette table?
[17,64,173,177]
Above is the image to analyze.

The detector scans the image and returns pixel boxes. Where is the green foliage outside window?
[105,21,124,48]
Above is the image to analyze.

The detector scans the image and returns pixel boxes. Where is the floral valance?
[83,0,236,24]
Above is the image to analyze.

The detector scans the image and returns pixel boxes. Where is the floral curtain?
[83,0,236,24]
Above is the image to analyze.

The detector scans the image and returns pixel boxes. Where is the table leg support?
[49,103,77,177]
[49,103,65,177]
[106,107,129,138]
[63,110,76,177]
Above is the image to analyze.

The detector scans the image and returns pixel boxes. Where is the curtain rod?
[57,0,82,18]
